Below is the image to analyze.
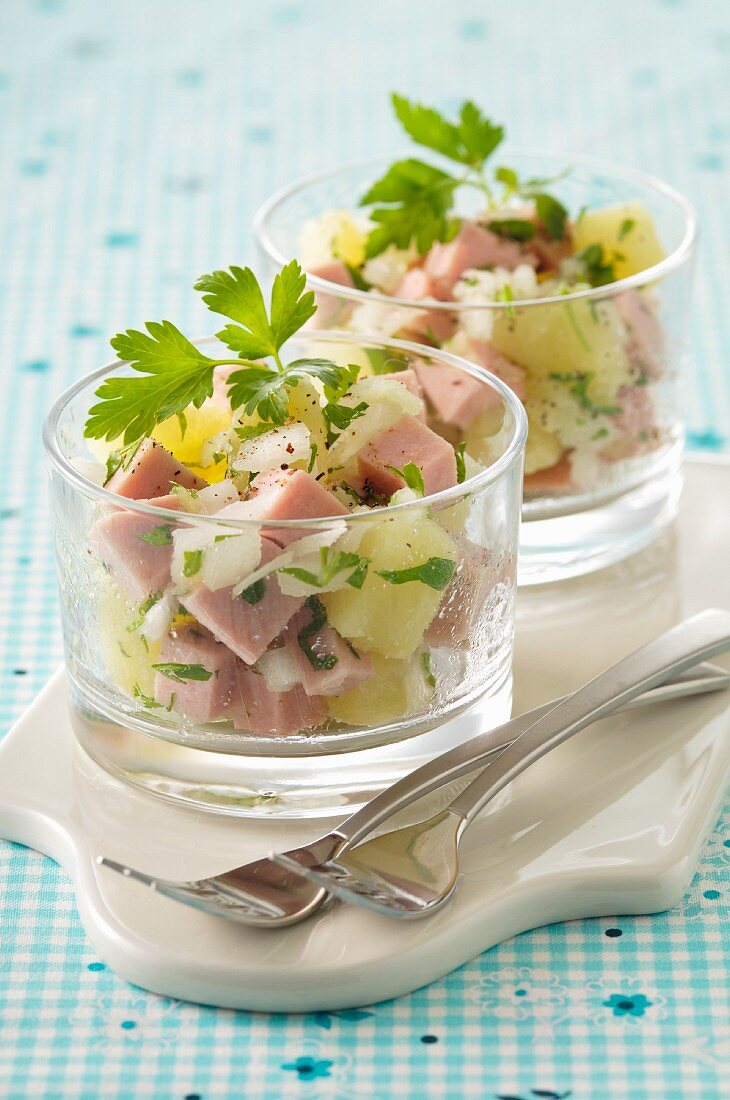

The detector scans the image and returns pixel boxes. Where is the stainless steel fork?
[273,609,730,918]
[98,609,730,927]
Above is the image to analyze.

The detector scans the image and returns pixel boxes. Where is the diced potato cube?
[97,576,160,696]
[327,652,431,726]
[572,201,665,281]
[524,423,564,475]
[323,512,457,658]
[152,404,231,482]
[491,297,632,403]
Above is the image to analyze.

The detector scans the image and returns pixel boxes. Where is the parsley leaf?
[297,596,338,670]
[194,260,316,366]
[86,322,219,444]
[183,549,203,577]
[152,662,214,683]
[375,556,456,591]
[488,218,536,242]
[361,158,459,258]
[618,217,635,241]
[280,547,370,590]
[535,193,568,240]
[137,524,175,546]
[226,357,348,426]
[240,578,266,605]
[549,371,623,417]
[133,683,162,709]
[391,94,503,168]
[422,650,436,689]
[454,441,467,484]
[575,243,617,287]
[385,461,425,496]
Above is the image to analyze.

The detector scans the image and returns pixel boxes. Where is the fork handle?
[337,610,730,847]
[448,608,730,823]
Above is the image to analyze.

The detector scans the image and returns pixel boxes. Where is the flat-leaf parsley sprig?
[360,93,569,258]
[84,260,363,449]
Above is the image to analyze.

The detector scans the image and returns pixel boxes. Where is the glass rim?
[254,148,699,310]
[43,330,528,527]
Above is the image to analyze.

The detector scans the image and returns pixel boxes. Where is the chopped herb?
[235,421,280,441]
[297,596,338,670]
[166,692,176,712]
[422,650,436,689]
[375,556,456,591]
[495,283,516,317]
[535,192,568,240]
[385,461,425,496]
[183,549,203,577]
[133,683,162,709]
[127,590,163,632]
[638,430,649,443]
[323,399,369,444]
[549,372,623,417]
[151,662,214,683]
[487,218,536,242]
[617,217,635,241]
[104,440,140,484]
[214,533,239,542]
[575,243,616,287]
[575,204,588,225]
[118,641,131,659]
[342,262,372,291]
[137,524,174,546]
[454,441,467,484]
[307,441,318,473]
[591,427,609,441]
[280,546,370,590]
[562,296,591,352]
[240,578,266,605]
[364,348,411,376]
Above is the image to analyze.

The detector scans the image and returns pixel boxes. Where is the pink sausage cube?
[616,290,664,381]
[287,605,373,697]
[309,261,355,329]
[424,222,538,298]
[90,494,184,602]
[106,439,207,500]
[229,665,326,735]
[413,361,497,431]
[352,413,457,499]
[249,469,349,546]
[425,539,501,647]
[466,340,528,401]
[153,626,237,722]
[183,540,304,665]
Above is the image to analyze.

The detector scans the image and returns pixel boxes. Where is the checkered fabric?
[0,0,728,1096]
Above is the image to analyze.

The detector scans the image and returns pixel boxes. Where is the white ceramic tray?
[0,456,728,1012]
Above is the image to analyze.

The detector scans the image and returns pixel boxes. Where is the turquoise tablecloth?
[1,1,728,1096]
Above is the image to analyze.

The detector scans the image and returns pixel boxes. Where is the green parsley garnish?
[183,549,203,577]
[84,260,365,445]
[375,556,456,591]
[617,218,635,242]
[454,441,467,484]
[360,94,569,258]
[487,218,536,242]
[240,578,266,605]
[297,596,338,671]
[137,524,174,546]
[127,590,163,632]
[133,683,162,709]
[575,243,617,288]
[151,662,214,683]
[422,650,436,689]
[280,547,370,590]
[495,283,516,318]
[385,461,425,496]
[549,372,623,417]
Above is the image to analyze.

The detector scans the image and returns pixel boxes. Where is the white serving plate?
[0,456,728,1012]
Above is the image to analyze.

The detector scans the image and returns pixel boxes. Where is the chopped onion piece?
[171,523,262,593]
[231,523,347,596]
[70,456,106,486]
[140,590,177,643]
[196,480,240,514]
[233,423,311,475]
[258,646,300,693]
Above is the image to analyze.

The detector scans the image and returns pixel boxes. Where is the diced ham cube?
[249,468,349,546]
[212,364,237,407]
[287,605,373,697]
[106,439,207,500]
[399,307,458,346]
[425,539,503,647]
[413,360,498,430]
[603,385,659,461]
[394,267,439,300]
[523,453,573,494]
[351,413,457,499]
[153,626,236,722]
[424,222,538,299]
[229,665,326,735]
[90,494,184,601]
[309,261,355,328]
[465,340,528,401]
[615,290,664,381]
[183,540,305,664]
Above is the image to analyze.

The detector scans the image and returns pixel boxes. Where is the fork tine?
[271,852,414,915]
[97,856,286,921]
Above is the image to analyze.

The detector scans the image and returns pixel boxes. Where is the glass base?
[518,453,682,586]
[70,672,512,819]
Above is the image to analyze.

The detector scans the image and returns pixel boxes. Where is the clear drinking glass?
[254,152,698,583]
[44,332,526,818]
